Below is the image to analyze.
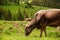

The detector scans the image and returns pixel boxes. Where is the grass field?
[0,21,60,40]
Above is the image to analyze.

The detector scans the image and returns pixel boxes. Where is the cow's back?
[45,9,60,19]
[44,9,60,27]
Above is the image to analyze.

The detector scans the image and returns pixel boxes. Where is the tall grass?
[0,4,49,21]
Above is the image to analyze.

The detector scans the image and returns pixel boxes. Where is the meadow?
[0,21,60,40]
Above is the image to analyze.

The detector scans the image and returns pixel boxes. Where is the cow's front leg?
[44,27,47,37]
[40,29,43,37]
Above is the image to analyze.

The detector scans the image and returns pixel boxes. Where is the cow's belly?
[48,20,60,27]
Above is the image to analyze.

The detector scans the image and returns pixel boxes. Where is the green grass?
[0,4,51,21]
[0,21,60,40]
[0,4,49,18]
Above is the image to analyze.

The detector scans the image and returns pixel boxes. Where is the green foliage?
[23,9,29,18]
[12,14,17,21]
[17,9,24,21]
[0,7,6,20]
[0,0,60,8]
[0,8,12,20]
[31,0,60,8]
[0,0,5,5]
[25,2,32,8]
[5,10,12,20]
[0,8,3,19]
[0,4,49,21]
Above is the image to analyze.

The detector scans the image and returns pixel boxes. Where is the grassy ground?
[0,21,60,40]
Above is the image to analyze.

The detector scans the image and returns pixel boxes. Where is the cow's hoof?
[45,35,47,37]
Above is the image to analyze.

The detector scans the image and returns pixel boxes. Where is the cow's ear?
[36,13,44,22]
[35,13,40,22]
[26,27,27,29]
[35,13,38,16]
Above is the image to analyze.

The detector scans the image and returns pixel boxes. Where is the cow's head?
[25,12,43,36]
[25,23,35,36]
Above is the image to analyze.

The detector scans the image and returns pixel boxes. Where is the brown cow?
[25,9,60,37]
